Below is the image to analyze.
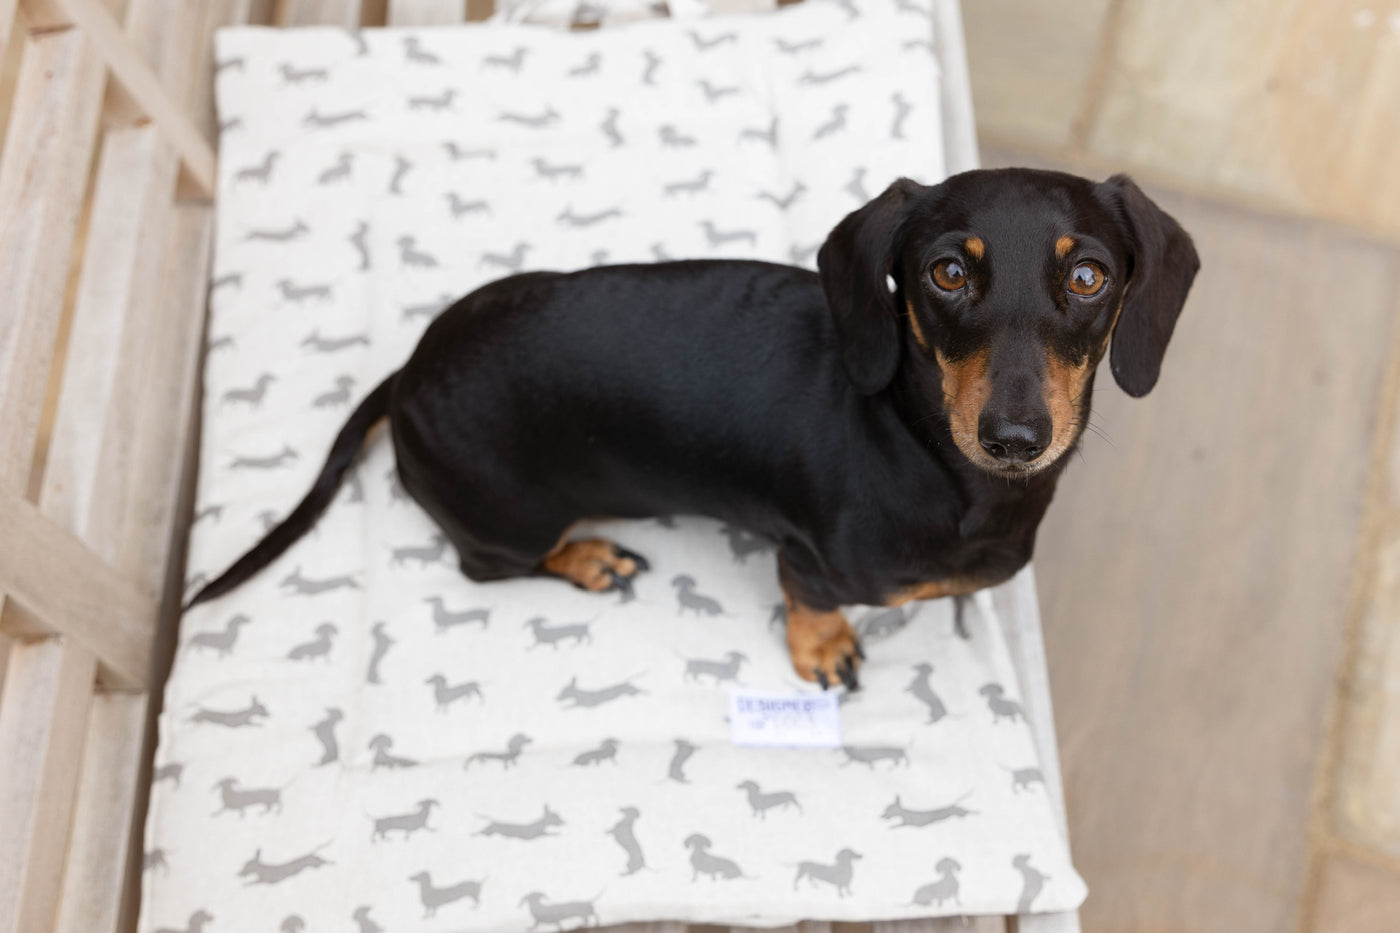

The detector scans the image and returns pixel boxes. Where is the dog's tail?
[184,374,396,610]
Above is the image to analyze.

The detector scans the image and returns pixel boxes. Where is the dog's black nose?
[978,416,1050,464]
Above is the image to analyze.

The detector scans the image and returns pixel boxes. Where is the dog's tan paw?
[543,538,649,599]
[785,604,863,690]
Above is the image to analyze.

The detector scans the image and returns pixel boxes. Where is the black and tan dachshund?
[189,168,1199,690]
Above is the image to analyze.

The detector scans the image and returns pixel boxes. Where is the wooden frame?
[0,1,1079,931]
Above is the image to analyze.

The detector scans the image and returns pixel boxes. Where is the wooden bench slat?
[39,124,177,557]
[0,25,107,496]
[281,0,361,27]
[52,692,148,933]
[0,494,156,689]
[0,639,96,933]
[117,205,215,593]
[387,0,464,25]
[20,0,217,196]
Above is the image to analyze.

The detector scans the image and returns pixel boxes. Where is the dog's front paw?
[543,538,649,600]
[785,604,863,691]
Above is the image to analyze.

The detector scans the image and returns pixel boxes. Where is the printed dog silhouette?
[906,662,949,723]
[212,778,283,816]
[839,744,909,768]
[408,871,482,917]
[189,697,268,729]
[980,683,1025,723]
[476,805,564,840]
[369,734,417,770]
[424,596,490,632]
[683,834,751,881]
[1004,764,1046,793]
[572,738,619,767]
[671,575,725,616]
[311,708,342,765]
[238,846,331,885]
[736,780,803,819]
[881,793,976,828]
[1013,853,1051,912]
[556,676,645,709]
[390,534,449,567]
[606,807,646,876]
[793,848,861,896]
[187,614,250,657]
[287,622,337,661]
[681,651,747,685]
[519,891,600,929]
[370,799,437,841]
[667,739,698,783]
[524,616,591,649]
[425,675,483,712]
[910,857,961,907]
[465,733,532,769]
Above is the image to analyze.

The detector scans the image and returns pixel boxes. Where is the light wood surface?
[39,125,177,559]
[20,0,216,196]
[0,639,96,933]
[279,0,362,26]
[387,0,463,24]
[52,692,148,933]
[980,143,1400,932]
[0,25,106,496]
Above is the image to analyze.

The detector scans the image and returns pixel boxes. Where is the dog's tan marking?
[934,348,993,466]
[783,593,860,685]
[964,236,985,260]
[1055,235,1076,259]
[886,577,988,606]
[1040,350,1095,466]
[905,298,929,351]
[543,538,638,591]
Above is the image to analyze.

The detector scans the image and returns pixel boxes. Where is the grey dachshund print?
[238,845,332,885]
[369,733,418,770]
[520,891,601,929]
[524,615,591,649]
[556,675,645,709]
[212,777,286,817]
[465,733,531,769]
[881,792,976,828]
[187,614,251,657]
[369,798,438,841]
[409,872,482,917]
[736,780,803,819]
[606,807,646,876]
[684,834,753,881]
[793,848,862,896]
[476,804,564,840]
[680,650,747,685]
[189,697,268,729]
[911,857,962,907]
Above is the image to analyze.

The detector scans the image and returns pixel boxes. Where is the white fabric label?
[728,688,842,748]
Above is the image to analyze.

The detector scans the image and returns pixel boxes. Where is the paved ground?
[966,4,1400,929]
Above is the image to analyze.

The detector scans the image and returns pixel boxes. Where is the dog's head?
[818,169,1199,476]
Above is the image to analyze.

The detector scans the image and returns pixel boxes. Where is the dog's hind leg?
[541,534,650,600]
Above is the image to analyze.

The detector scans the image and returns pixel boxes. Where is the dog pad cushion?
[143,2,1087,930]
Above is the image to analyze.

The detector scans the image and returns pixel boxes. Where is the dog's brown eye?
[930,259,966,291]
[1068,262,1105,296]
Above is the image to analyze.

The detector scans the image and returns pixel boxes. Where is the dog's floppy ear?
[818,178,923,395]
[1097,174,1200,397]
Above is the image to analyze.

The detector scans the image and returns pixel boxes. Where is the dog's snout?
[977,414,1050,464]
